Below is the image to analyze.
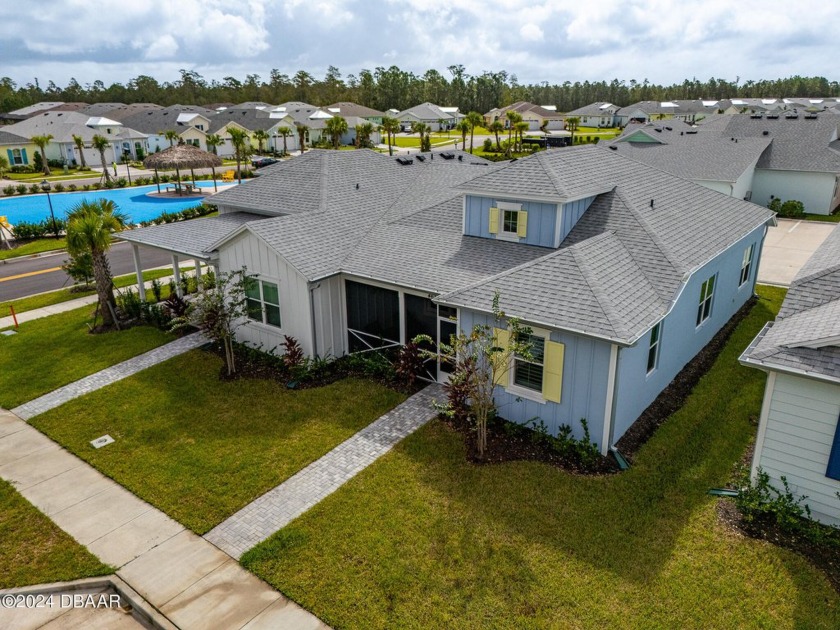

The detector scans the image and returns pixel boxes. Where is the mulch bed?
[716,445,840,593]
[615,296,757,462]
[441,414,618,474]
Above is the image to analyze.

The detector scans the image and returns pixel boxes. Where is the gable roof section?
[121,105,216,135]
[326,102,386,118]
[741,225,840,382]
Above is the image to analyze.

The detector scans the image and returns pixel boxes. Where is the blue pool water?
[0,181,226,225]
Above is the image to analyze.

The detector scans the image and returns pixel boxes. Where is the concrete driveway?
[758,219,836,286]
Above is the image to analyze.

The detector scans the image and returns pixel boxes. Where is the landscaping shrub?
[33,152,43,172]
[10,164,36,174]
[141,302,172,329]
[2,185,15,196]
[92,182,102,190]
[163,293,189,318]
[768,197,805,218]
[29,184,41,194]
[116,177,128,188]
[103,180,115,189]
[15,184,27,195]
[116,288,143,320]
[150,278,163,302]
[53,183,65,192]
[83,184,92,191]
[282,335,305,375]
[61,251,94,286]
[483,138,494,152]
[394,340,425,387]
[68,184,78,192]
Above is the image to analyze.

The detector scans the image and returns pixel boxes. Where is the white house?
[740,225,840,525]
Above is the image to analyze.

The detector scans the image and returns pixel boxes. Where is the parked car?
[251,157,279,168]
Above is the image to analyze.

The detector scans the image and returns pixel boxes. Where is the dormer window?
[489,201,527,241]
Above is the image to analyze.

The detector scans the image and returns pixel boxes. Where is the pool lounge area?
[0,181,232,226]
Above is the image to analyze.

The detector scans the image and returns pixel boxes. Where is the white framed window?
[496,201,523,241]
[11,148,22,165]
[647,322,662,374]
[739,244,754,286]
[246,278,281,328]
[696,274,716,326]
[512,331,546,393]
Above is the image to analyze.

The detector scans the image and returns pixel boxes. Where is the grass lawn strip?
[0,237,67,261]
[0,479,111,589]
[0,266,192,316]
[30,351,407,534]
[241,285,840,628]
[0,305,173,409]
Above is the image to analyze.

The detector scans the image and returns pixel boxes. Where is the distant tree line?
[2,66,838,115]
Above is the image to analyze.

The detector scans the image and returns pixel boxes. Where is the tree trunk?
[283,136,288,155]
[78,146,87,168]
[40,149,51,175]
[99,150,112,183]
[92,249,116,327]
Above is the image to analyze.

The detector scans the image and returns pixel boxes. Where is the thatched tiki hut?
[143,144,223,194]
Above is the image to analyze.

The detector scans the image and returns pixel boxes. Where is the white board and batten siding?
[216,230,315,355]
[755,372,840,525]
[311,275,346,358]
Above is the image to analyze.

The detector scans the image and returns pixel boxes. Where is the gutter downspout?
[309,282,320,357]
[601,343,620,456]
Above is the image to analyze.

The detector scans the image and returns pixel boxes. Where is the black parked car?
[251,157,279,168]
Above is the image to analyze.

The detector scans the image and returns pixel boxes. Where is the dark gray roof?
[326,102,386,119]
[742,225,840,382]
[489,102,563,119]
[719,113,840,172]
[605,122,771,183]
[0,129,29,145]
[565,102,618,116]
[79,103,161,121]
[438,145,774,343]
[396,103,458,121]
[206,107,291,133]
[121,105,215,135]
[117,212,262,259]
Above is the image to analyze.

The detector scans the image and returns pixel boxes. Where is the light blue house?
[120,146,774,455]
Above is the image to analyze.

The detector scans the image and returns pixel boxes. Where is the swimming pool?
[0,181,228,225]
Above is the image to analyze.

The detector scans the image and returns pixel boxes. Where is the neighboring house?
[2,110,147,164]
[119,146,773,456]
[268,102,334,149]
[740,225,840,525]
[326,102,386,126]
[0,130,37,169]
[703,112,840,214]
[485,102,565,131]
[122,105,216,154]
[604,121,770,199]
[564,102,619,127]
[207,106,298,155]
[79,102,162,122]
[395,103,462,131]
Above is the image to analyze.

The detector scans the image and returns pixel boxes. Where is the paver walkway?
[0,409,326,629]
[12,333,206,420]
[206,384,442,558]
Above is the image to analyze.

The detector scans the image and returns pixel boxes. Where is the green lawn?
[389,136,457,148]
[4,171,101,182]
[803,213,840,223]
[0,479,111,588]
[0,267,188,316]
[0,306,173,408]
[242,286,840,628]
[0,237,67,261]
[30,351,407,533]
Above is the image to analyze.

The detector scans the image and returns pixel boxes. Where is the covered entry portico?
[117,213,264,300]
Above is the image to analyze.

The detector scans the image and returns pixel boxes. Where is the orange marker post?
[10,305,18,329]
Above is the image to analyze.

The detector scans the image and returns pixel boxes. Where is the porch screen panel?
[404,294,438,380]
[346,280,400,352]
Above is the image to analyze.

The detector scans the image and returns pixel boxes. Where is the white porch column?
[194,259,203,290]
[132,244,146,303]
[172,254,183,298]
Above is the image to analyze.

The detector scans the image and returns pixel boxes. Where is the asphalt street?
[0,242,174,301]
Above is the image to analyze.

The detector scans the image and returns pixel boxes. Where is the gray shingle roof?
[565,102,617,116]
[120,105,215,135]
[117,212,262,259]
[326,102,385,119]
[396,103,458,121]
[2,111,147,143]
[0,129,29,145]
[605,122,771,183]
[742,225,840,381]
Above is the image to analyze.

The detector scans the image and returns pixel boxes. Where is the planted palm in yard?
[241,286,840,628]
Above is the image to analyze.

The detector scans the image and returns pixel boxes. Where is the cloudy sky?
[3,0,838,89]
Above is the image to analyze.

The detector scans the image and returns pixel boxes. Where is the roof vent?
[396,157,413,165]
[785,113,798,119]
[355,183,359,189]
[609,145,617,151]
[766,114,779,119]
[458,155,463,161]
[750,113,763,119]
[680,131,684,135]
[762,130,769,136]
[650,199,654,208]
[686,130,698,134]
[665,126,672,131]
[654,128,662,132]
[415,155,425,162]
[805,113,818,119]
[440,152,454,160]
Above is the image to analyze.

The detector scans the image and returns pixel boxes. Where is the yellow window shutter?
[493,327,510,386]
[489,207,499,234]
[542,340,564,403]
[517,210,528,238]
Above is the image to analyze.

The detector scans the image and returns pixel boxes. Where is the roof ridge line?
[613,186,685,274]
[568,233,627,338]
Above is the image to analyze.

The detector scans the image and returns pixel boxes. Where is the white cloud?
[519,23,544,42]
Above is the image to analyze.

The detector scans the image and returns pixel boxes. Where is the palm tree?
[355,122,375,149]
[205,133,223,155]
[488,120,504,151]
[91,134,113,183]
[72,134,87,168]
[65,199,128,328]
[465,111,483,154]
[565,116,580,144]
[163,130,179,147]
[252,129,269,154]
[276,126,292,155]
[31,134,53,175]
[438,118,448,135]
[227,127,251,184]
[411,122,432,152]
[380,117,400,156]
[455,120,470,152]
[296,124,309,154]
[505,111,523,157]
[515,121,530,153]
[325,116,348,149]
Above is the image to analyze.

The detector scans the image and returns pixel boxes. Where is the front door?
[438,306,458,382]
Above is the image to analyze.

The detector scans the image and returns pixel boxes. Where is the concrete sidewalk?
[0,409,326,629]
